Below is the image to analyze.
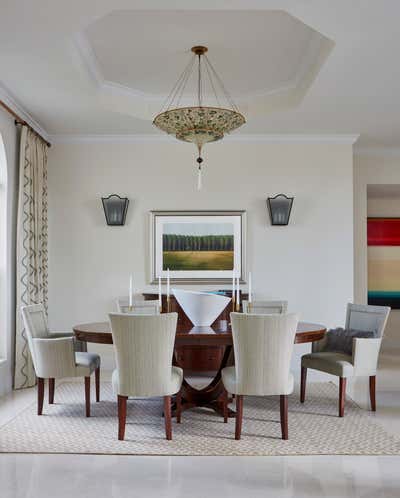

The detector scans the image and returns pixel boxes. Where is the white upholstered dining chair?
[116,297,160,315]
[109,312,183,441]
[301,303,390,417]
[21,304,101,416]
[222,312,299,440]
[242,300,288,314]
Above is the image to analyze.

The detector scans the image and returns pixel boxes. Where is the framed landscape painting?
[150,210,246,283]
[368,217,400,308]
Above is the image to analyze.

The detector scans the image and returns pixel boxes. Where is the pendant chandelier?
[153,46,246,189]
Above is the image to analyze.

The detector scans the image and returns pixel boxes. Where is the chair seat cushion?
[112,366,183,397]
[221,366,294,396]
[75,352,101,376]
[302,351,354,377]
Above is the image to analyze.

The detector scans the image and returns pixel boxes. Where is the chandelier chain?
[204,54,239,112]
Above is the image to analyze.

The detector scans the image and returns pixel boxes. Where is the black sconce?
[101,194,129,226]
[267,194,294,226]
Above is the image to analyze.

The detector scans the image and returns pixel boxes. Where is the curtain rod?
[0,99,51,147]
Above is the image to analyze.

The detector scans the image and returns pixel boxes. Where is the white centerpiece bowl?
[172,289,231,326]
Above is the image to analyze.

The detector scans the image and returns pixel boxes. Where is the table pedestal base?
[172,345,236,419]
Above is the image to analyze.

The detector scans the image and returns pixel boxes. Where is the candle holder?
[247,302,252,314]
[159,304,163,314]
[167,296,171,313]
[128,305,133,312]
[236,301,241,312]
[232,296,236,312]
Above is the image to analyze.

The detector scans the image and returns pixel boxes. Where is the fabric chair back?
[345,303,390,338]
[116,297,160,315]
[230,312,299,395]
[109,312,178,397]
[21,304,49,373]
[242,300,288,314]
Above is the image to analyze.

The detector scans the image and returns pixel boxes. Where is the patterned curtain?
[14,126,48,389]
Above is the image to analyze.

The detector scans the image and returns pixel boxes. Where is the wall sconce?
[101,194,129,226]
[267,194,294,226]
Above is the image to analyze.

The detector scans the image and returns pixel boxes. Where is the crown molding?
[0,82,49,141]
[50,133,360,145]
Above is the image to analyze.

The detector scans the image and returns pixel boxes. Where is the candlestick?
[236,275,240,311]
[167,295,171,313]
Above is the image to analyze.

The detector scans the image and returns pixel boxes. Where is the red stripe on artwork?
[368,218,400,245]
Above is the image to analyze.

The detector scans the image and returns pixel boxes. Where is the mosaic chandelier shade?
[153,46,246,189]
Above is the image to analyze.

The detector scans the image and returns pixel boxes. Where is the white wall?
[48,140,354,373]
[0,108,18,396]
[354,153,400,352]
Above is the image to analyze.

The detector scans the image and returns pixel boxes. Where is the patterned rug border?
[0,381,399,457]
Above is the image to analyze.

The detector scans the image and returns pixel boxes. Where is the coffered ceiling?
[1,0,400,149]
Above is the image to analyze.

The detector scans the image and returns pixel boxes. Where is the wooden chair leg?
[339,377,346,417]
[369,375,376,411]
[118,395,128,440]
[164,395,172,440]
[84,376,91,417]
[300,366,307,403]
[176,390,182,424]
[235,395,243,440]
[280,394,288,440]
[223,388,228,423]
[49,378,55,404]
[37,377,44,415]
[95,367,100,402]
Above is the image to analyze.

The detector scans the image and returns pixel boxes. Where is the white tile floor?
[0,354,399,498]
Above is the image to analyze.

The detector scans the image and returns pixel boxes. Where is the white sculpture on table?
[172,289,231,327]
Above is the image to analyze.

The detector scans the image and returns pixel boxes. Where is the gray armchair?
[301,303,390,416]
[21,304,101,417]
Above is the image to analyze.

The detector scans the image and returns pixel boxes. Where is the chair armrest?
[48,332,73,339]
[352,338,382,376]
[312,334,329,353]
[32,337,77,379]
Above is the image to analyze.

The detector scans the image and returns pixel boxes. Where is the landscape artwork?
[151,211,246,283]
[162,222,234,271]
[368,217,400,309]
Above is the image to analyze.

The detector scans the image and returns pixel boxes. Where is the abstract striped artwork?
[368,218,400,308]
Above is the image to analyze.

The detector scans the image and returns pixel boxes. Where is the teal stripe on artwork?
[368,291,400,299]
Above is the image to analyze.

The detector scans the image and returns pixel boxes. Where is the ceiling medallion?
[153,46,246,189]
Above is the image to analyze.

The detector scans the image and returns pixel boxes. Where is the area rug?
[0,382,399,455]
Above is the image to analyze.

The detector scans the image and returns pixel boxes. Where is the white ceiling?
[1,0,400,149]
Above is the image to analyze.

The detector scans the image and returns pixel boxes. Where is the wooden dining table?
[73,320,326,418]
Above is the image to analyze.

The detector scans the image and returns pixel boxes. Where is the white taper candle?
[129,274,133,307]
[248,272,252,303]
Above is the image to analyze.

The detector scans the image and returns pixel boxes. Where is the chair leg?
[223,388,228,423]
[37,377,44,415]
[84,376,91,417]
[280,394,289,440]
[164,396,172,440]
[339,377,346,417]
[176,390,182,424]
[300,366,307,403]
[118,395,128,440]
[95,367,100,402]
[369,375,376,412]
[49,378,55,404]
[235,395,243,440]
